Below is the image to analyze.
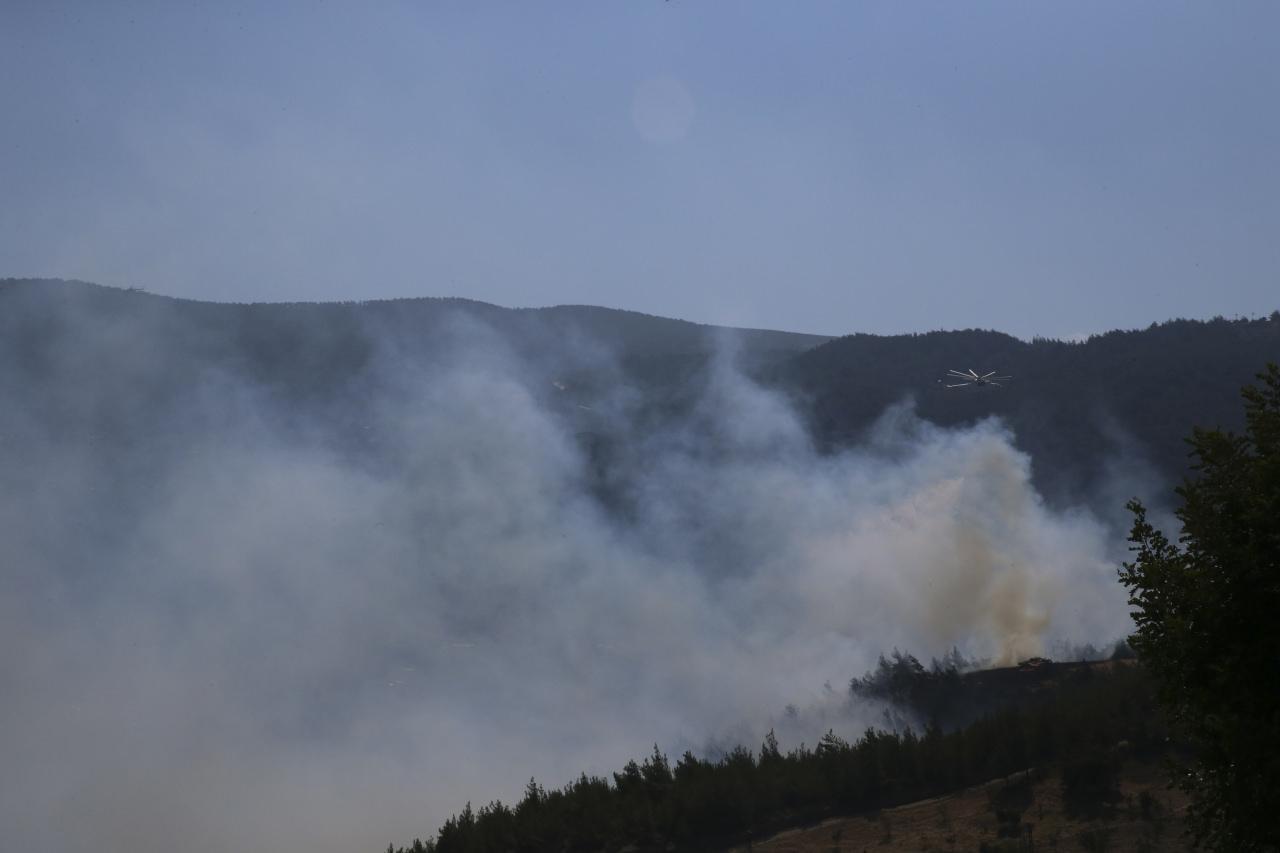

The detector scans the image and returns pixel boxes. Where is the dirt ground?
[730,760,1189,853]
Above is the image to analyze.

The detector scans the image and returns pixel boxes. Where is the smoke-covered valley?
[1,281,1253,852]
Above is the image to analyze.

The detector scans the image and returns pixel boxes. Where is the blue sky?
[2,1,1277,337]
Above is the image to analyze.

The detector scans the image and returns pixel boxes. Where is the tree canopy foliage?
[388,662,1162,853]
[1120,363,1280,851]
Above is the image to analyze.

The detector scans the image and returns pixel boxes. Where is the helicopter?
[942,368,1012,388]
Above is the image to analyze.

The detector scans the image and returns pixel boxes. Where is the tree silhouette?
[1121,364,1280,851]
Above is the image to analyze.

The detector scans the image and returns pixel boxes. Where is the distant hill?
[3,278,1277,509]
[773,316,1280,504]
[0,277,827,455]
[0,277,829,367]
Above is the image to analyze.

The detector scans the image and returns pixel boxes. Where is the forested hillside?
[4,278,1277,510]
[387,659,1170,853]
[5,278,1275,852]
[776,317,1280,502]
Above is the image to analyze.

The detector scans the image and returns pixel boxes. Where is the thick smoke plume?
[0,305,1133,852]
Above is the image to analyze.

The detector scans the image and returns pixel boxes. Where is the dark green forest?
[779,317,1280,502]
[386,659,1162,853]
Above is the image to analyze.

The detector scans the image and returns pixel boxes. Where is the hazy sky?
[3,1,1277,337]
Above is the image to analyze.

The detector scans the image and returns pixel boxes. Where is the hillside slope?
[776,317,1280,502]
[386,659,1178,853]
[4,278,1277,507]
[736,759,1188,853]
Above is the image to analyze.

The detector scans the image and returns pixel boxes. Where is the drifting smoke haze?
[0,297,1135,853]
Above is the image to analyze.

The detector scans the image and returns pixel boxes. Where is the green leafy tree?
[1120,363,1280,851]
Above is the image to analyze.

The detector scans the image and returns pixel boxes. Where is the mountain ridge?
[4,277,1278,505]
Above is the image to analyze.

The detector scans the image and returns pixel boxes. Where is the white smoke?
[0,310,1134,853]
